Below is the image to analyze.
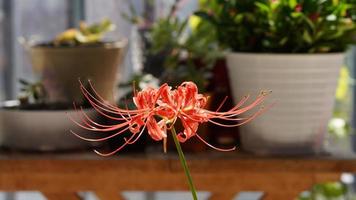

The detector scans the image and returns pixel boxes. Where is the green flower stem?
[171,127,198,200]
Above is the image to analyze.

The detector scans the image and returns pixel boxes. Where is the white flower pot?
[0,101,97,151]
[226,53,344,155]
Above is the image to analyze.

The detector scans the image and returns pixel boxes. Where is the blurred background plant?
[118,73,159,109]
[297,182,352,200]
[53,18,116,46]
[17,79,47,106]
[122,0,221,93]
[328,66,352,138]
[195,0,356,53]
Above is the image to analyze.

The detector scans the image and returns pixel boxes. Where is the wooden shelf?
[0,150,355,200]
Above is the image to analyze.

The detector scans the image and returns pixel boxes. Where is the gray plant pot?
[29,40,127,104]
[0,101,97,151]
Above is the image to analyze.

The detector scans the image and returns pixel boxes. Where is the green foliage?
[121,1,221,92]
[54,19,115,46]
[195,0,356,53]
[18,79,47,105]
[146,14,220,92]
[121,0,155,25]
[298,182,348,200]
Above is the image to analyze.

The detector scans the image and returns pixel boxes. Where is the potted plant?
[196,0,356,154]
[0,19,126,151]
[28,19,127,105]
[0,79,97,151]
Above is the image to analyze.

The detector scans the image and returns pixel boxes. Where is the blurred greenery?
[147,14,220,92]
[297,182,348,200]
[195,0,356,53]
[328,65,352,137]
[123,1,221,92]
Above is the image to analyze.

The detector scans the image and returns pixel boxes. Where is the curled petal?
[147,117,167,141]
[129,115,146,134]
[177,117,199,143]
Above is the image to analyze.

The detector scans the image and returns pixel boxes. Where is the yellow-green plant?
[54,19,115,46]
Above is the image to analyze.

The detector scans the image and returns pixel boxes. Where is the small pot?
[0,101,96,151]
[29,40,127,104]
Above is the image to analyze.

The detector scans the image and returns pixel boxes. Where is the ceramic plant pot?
[226,53,344,155]
[29,40,127,104]
[0,100,97,151]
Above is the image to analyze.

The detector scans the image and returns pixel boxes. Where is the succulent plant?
[54,18,115,46]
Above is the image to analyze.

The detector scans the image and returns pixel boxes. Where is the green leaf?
[289,0,297,9]
[194,11,217,25]
[279,37,288,45]
[303,30,313,44]
[233,14,244,23]
[291,12,302,19]
[255,2,270,13]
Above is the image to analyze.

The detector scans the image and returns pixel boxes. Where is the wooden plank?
[263,192,299,200]
[0,157,350,199]
[95,190,125,200]
[42,191,81,200]
[209,192,237,200]
[0,158,353,175]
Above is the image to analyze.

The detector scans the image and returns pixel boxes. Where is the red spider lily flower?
[69,80,270,156]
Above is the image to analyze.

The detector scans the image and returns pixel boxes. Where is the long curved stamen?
[207,94,266,117]
[81,79,127,113]
[208,105,270,127]
[69,111,130,132]
[81,81,148,114]
[123,99,133,121]
[196,134,236,152]
[94,132,138,156]
[81,86,132,120]
[220,95,250,113]
[125,122,147,144]
[179,109,232,124]
[81,88,137,124]
[70,125,130,142]
[72,102,96,129]
[87,79,124,110]
[87,79,145,114]
[215,96,228,112]
[124,112,153,145]
[79,106,119,128]
[74,102,118,130]
[179,112,206,123]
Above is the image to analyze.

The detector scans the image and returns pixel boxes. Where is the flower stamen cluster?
[70,80,270,156]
